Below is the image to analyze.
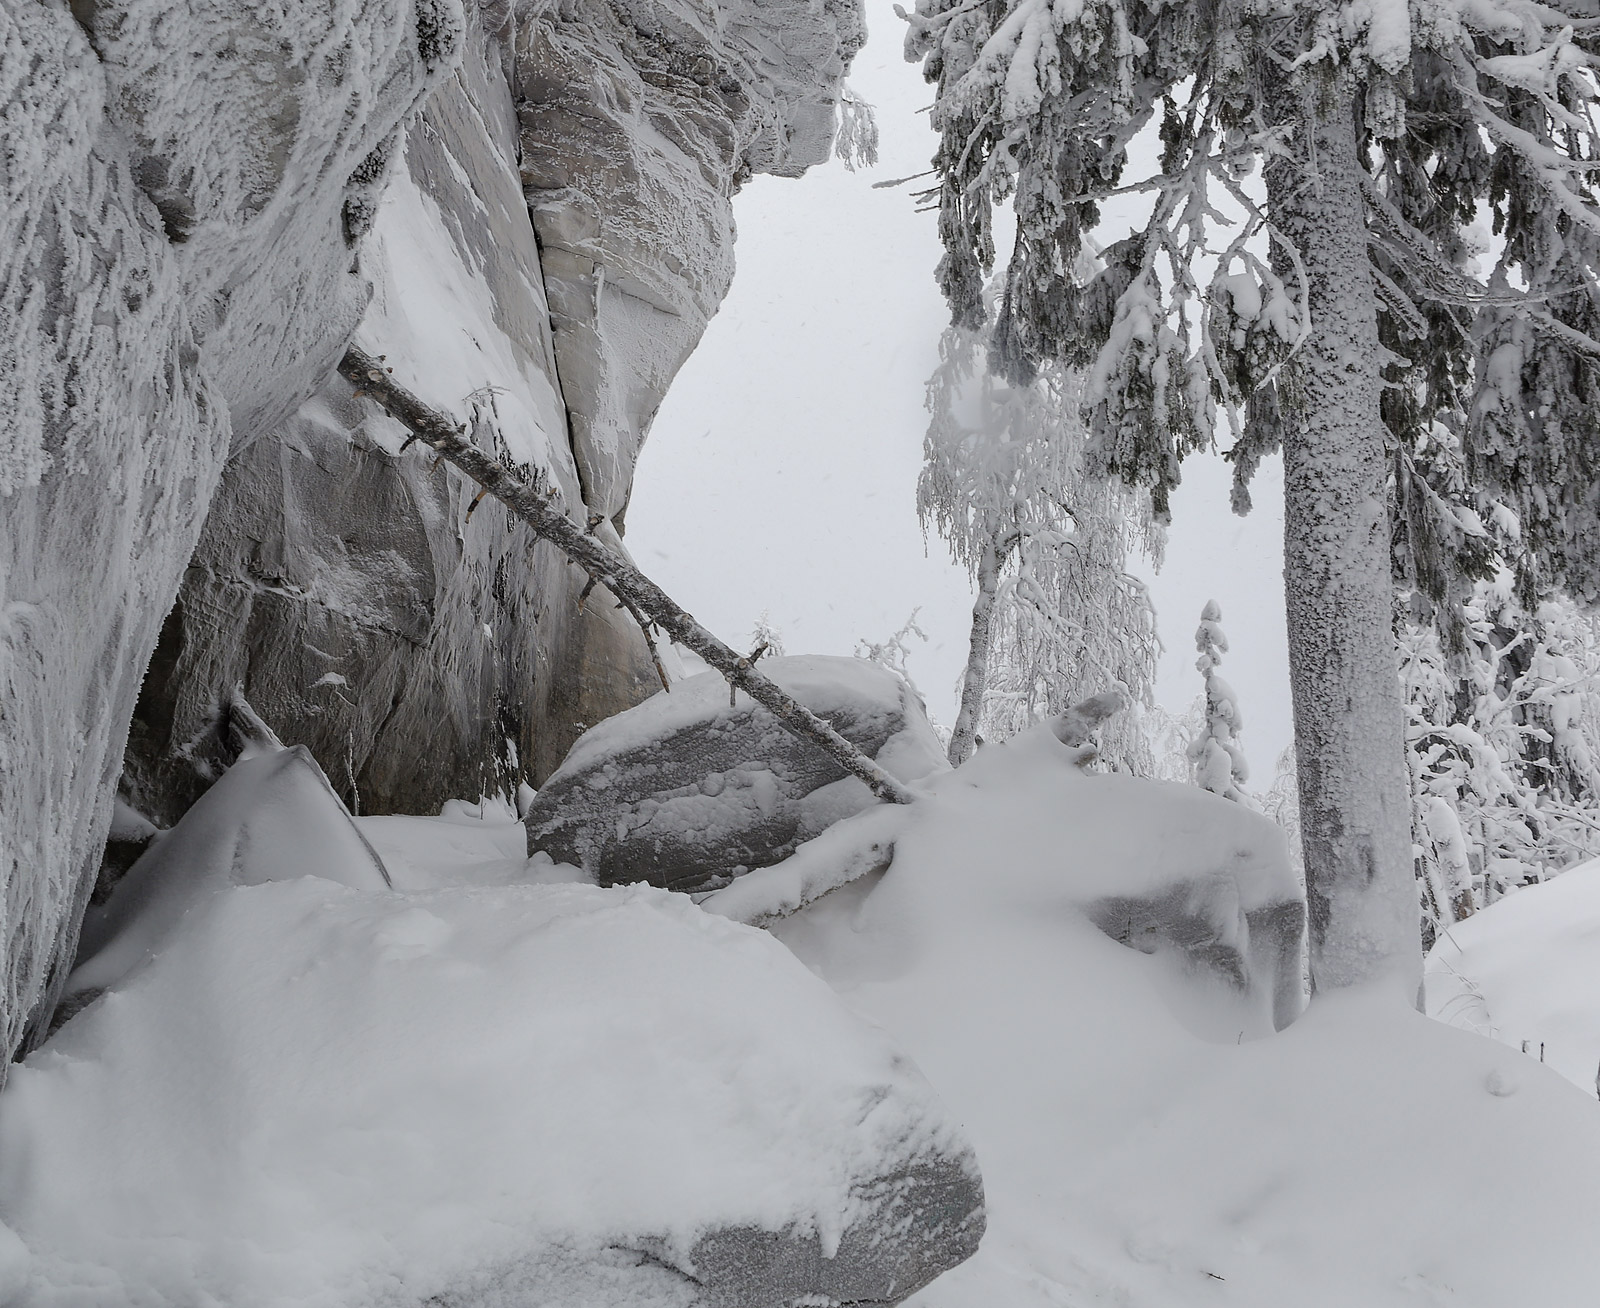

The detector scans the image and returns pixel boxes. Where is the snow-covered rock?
[524,656,948,892]
[709,722,1304,1027]
[725,724,1600,1307]
[0,0,460,1065]
[3,879,982,1304]
[519,0,864,521]
[119,13,656,825]
[3,0,866,1062]
[122,0,870,825]
[1426,859,1600,1096]
[68,741,391,1002]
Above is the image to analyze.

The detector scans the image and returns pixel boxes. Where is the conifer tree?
[906,0,1600,993]
[1402,578,1600,946]
[1188,600,1253,805]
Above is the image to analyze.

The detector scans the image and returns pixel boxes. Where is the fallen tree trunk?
[338,346,917,806]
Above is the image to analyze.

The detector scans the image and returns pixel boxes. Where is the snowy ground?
[4,723,1598,1305]
[1427,859,1600,1097]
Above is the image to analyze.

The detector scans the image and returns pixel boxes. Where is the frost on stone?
[525,656,947,893]
[0,0,462,1066]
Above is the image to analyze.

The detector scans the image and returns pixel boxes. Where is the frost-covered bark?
[948,536,1010,766]
[1266,71,1417,993]
[908,0,1600,991]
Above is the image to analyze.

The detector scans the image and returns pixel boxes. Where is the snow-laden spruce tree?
[1187,600,1253,804]
[1402,577,1600,945]
[906,0,1600,992]
[918,314,1160,769]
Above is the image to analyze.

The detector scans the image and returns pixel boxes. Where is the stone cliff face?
[0,0,464,1063]
[1,0,862,1058]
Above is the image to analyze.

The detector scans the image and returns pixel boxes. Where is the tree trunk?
[948,533,1011,766]
[1265,70,1421,996]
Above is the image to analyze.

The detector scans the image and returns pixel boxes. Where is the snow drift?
[0,747,982,1306]
[712,723,1600,1305]
[1427,858,1600,1097]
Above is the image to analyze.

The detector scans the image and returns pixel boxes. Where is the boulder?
[1083,883,1306,1033]
[524,656,948,893]
[8,877,983,1306]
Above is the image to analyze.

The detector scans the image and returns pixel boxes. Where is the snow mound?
[709,723,1302,1026]
[1427,859,1600,1095]
[69,744,390,997]
[746,725,1600,1306]
[3,769,980,1305]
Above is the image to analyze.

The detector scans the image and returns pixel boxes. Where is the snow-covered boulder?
[713,724,1600,1307]
[524,656,948,892]
[709,723,1304,1030]
[2,877,982,1306]
[1426,859,1600,1095]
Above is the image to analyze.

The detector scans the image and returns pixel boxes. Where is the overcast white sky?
[628,0,1295,783]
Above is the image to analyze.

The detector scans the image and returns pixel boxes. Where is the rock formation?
[0,0,864,1060]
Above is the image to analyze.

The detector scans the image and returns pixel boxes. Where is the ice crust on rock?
[524,656,948,892]
[0,836,981,1305]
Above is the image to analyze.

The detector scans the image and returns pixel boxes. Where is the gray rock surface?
[1084,881,1307,1031]
[0,0,459,1064]
[123,0,869,826]
[525,656,948,894]
[2,0,867,1064]
[120,12,655,824]
[681,1151,984,1307]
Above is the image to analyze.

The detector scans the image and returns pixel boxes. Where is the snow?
[68,745,391,997]
[355,156,568,476]
[746,724,1600,1306]
[552,654,949,782]
[1427,858,1600,1096]
[1,770,973,1306]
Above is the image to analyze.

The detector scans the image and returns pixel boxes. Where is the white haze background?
[629,0,1294,782]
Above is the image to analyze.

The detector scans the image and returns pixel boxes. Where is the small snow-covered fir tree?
[906,0,1600,992]
[748,611,786,659]
[1187,601,1252,805]
[918,308,1161,770]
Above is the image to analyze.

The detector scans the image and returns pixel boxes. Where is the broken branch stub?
[336,346,916,807]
